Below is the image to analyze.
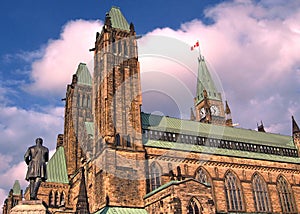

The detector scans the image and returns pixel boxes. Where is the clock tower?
[194,55,232,126]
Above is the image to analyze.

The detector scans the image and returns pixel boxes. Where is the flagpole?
[197,40,202,60]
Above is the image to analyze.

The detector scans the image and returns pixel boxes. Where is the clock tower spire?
[194,55,228,125]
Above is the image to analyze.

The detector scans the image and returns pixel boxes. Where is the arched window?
[55,191,60,207]
[115,134,120,146]
[173,198,182,214]
[150,162,161,191]
[188,197,202,214]
[252,173,271,212]
[77,94,81,107]
[224,171,244,212]
[60,192,65,206]
[277,175,297,213]
[49,191,55,206]
[87,95,91,108]
[82,95,86,107]
[195,168,211,185]
[123,41,128,56]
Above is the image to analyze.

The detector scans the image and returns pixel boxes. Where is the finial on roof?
[203,89,208,98]
[225,101,231,115]
[76,167,89,213]
[190,108,196,121]
[257,121,266,132]
[12,180,21,195]
[292,116,300,134]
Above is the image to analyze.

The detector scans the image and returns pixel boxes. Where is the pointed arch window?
[87,95,91,108]
[195,168,211,185]
[224,171,244,212]
[150,162,161,191]
[126,135,131,147]
[115,134,120,146]
[60,192,65,206]
[55,191,60,207]
[77,94,81,107]
[49,191,55,206]
[173,198,182,214]
[82,94,86,107]
[277,176,297,213]
[252,173,271,212]
[188,197,202,214]
[123,41,128,56]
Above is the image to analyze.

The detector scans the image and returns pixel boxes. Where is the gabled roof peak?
[12,180,21,195]
[292,116,300,134]
[107,6,130,31]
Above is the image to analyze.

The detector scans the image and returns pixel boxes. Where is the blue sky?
[1,0,300,208]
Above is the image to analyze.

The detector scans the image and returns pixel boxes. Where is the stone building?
[3,6,300,214]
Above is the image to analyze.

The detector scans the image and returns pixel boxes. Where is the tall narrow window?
[224,171,244,212]
[126,135,131,147]
[277,176,297,213]
[55,191,60,207]
[115,134,120,146]
[252,173,271,212]
[150,162,161,191]
[173,198,182,214]
[60,192,65,206]
[82,94,85,107]
[49,191,54,206]
[87,95,91,108]
[123,41,128,56]
[188,197,202,214]
[195,168,211,185]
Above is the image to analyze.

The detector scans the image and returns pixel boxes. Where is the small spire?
[292,116,300,134]
[257,121,266,132]
[12,180,21,195]
[190,108,196,121]
[225,101,233,127]
[225,101,231,115]
[76,167,90,214]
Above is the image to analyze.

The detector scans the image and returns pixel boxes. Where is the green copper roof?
[144,140,300,164]
[46,147,69,184]
[76,63,92,86]
[94,206,148,214]
[196,56,221,103]
[141,113,295,149]
[12,180,21,195]
[85,122,94,136]
[108,6,130,31]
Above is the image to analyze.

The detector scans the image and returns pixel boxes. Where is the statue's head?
[36,138,43,145]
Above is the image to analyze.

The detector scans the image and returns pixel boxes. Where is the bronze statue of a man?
[24,138,49,200]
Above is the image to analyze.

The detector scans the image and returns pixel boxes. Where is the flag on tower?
[191,41,199,51]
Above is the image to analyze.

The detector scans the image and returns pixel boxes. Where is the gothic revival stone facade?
[3,6,300,214]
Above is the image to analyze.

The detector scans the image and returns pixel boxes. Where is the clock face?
[200,108,206,118]
[210,105,220,116]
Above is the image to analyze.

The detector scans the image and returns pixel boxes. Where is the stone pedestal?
[10,200,49,214]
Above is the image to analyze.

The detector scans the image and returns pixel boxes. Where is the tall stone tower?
[194,55,230,125]
[292,116,300,156]
[88,6,146,212]
[63,63,93,177]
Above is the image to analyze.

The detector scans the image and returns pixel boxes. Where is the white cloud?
[0,106,64,156]
[27,19,102,95]
[138,0,300,134]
